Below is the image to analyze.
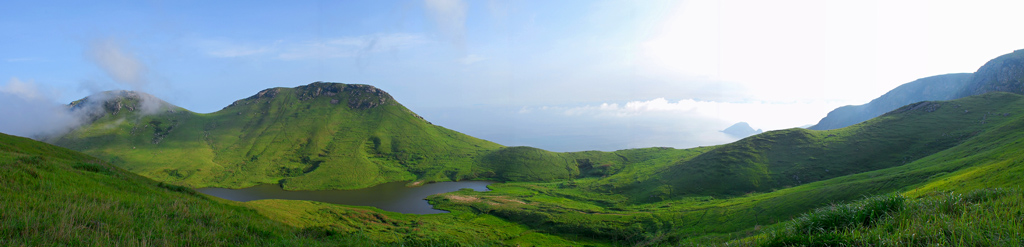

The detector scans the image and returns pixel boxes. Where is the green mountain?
[809,73,972,130]
[52,82,506,190]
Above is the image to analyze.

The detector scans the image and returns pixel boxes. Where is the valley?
[197,180,494,214]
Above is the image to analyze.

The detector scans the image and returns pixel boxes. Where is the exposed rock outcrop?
[959,49,1024,97]
[225,82,395,110]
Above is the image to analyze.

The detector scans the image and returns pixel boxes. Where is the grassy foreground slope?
[0,131,316,246]
[54,82,505,190]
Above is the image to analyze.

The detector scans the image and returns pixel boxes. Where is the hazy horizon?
[4,0,1024,151]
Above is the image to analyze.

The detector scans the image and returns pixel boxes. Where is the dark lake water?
[196,181,495,214]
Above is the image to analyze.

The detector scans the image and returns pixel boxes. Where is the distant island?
[721,122,762,138]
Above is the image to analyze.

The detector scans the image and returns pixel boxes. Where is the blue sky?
[4,0,1024,151]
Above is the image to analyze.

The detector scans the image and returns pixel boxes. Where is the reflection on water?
[197,181,494,214]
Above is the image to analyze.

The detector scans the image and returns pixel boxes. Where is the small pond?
[196,181,495,214]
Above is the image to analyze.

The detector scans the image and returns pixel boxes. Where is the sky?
[3,0,1024,151]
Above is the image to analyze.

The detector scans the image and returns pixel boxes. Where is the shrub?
[71,162,114,176]
[792,193,905,234]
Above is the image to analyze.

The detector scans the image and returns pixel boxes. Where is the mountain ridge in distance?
[811,49,1024,130]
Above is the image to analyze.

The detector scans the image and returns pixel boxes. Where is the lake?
[196,181,495,214]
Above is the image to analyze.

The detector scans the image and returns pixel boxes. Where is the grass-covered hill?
[52,82,507,190]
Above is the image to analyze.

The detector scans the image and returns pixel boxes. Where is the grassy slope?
[0,132,314,246]
[55,82,505,190]
[744,189,1022,246]
[421,92,1024,245]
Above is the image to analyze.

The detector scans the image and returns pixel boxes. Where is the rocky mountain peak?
[225,82,395,110]
[960,49,1024,97]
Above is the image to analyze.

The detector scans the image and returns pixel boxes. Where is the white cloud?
[532,98,845,131]
[0,78,173,140]
[0,78,79,139]
[278,33,427,60]
[88,39,148,89]
[0,77,44,100]
[424,0,467,49]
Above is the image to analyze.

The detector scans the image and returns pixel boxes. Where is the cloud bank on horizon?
[3,0,1024,151]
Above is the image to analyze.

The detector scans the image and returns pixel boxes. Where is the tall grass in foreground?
[745,188,1024,246]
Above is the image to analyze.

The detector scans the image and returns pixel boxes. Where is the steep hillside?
[53,82,504,190]
[809,73,972,130]
[0,132,315,245]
